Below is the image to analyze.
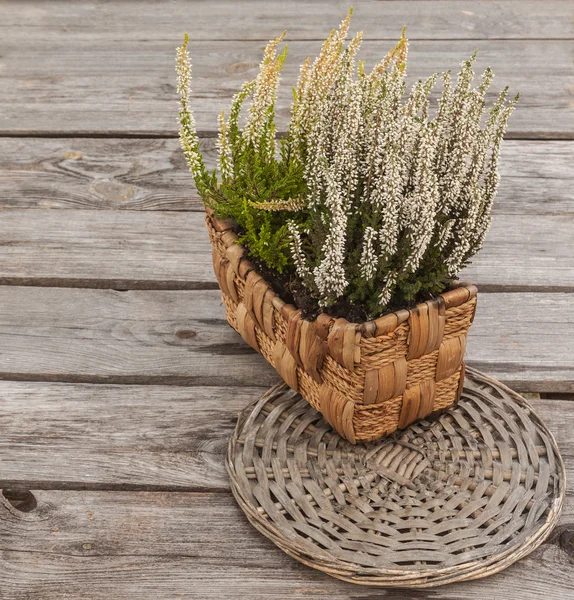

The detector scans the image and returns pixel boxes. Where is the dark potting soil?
[250,257,445,324]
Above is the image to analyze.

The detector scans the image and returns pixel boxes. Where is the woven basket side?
[206,211,476,443]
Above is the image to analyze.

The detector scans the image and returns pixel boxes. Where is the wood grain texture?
[0,287,279,387]
[0,378,571,493]
[0,381,266,491]
[461,215,574,291]
[0,137,197,211]
[2,138,573,213]
[0,287,572,392]
[4,0,573,42]
[0,205,572,291]
[0,209,216,289]
[468,292,574,392]
[1,39,572,136]
[0,489,572,600]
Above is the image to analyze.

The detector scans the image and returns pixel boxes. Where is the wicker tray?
[227,367,565,587]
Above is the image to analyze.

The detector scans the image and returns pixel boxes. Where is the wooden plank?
[467,293,574,393]
[1,138,573,214]
[0,209,216,289]
[461,215,574,291]
[0,287,572,392]
[0,204,572,290]
[0,380,571,491]
[0,489,572,600]
[1,40,572,136]
[0,287,279,387]
[495,141,574,216]
[3,1,572,41]
[0,381,266,491]
[0,137,201,211]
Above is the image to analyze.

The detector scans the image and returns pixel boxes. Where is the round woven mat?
[227,367,565,587]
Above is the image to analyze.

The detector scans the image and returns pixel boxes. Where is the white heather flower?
[445,88,517,274]
[243,32,287,154]
[437,219,455,251]
[437,54,478,209]
[403,122,440,272]
[290,9,354,167]
[313,168,349,303]
[288,221,311,280]
[290,56,312,162]
[305,29,365,306]
[405,73,438,119]
[217,111,233,180]
[282,19,514,310]
[379,271,398,309]
[435,70,453,174]
[179,11,516,318]
[360,227,378,280]
[175,34,205,186]
[380,148,402,259]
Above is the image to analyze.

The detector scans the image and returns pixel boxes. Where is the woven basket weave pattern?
[206,211,477,443]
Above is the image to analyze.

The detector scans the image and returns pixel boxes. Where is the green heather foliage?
[177,9,517,320]
[176,32,307,275]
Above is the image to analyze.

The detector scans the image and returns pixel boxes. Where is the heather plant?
[177,9,517,320]
[176,32,307,275]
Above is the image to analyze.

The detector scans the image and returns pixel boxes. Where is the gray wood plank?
[0,287,278,387]
[0,381,266,491]
[0,137,197,211]
[1,138,573,214]
[0,379,571,491]
[3,1,572,41]
[0,287,572,392]
[1,40,572,136]
[461,215,574,291]
[0,489,572,600]
[0,209,216,289]
[467,292,574,392]
[0,204,572,291]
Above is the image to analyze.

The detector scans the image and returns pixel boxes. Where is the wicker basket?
[206,208,477,443]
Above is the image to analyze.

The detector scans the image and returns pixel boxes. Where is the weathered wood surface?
[2,138,573,214]
[0,381,266,491]
[1,39,573,136]
[1,1,572,597]
[1,489,573,600]
[4,1,573,41]
[461,215,574,291]
[0,137,196,211]
[0,209,216,289]
[0,287,277,387]
[0,380,572,491]
[0,287,572,392]
[0,207,572,291]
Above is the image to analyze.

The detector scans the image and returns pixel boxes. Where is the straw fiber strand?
[207,210,477,442]
[227,367,565,587]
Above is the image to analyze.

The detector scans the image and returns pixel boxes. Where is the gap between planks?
[0,279,572,294]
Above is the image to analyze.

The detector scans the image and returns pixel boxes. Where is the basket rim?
[206,206,478,336]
